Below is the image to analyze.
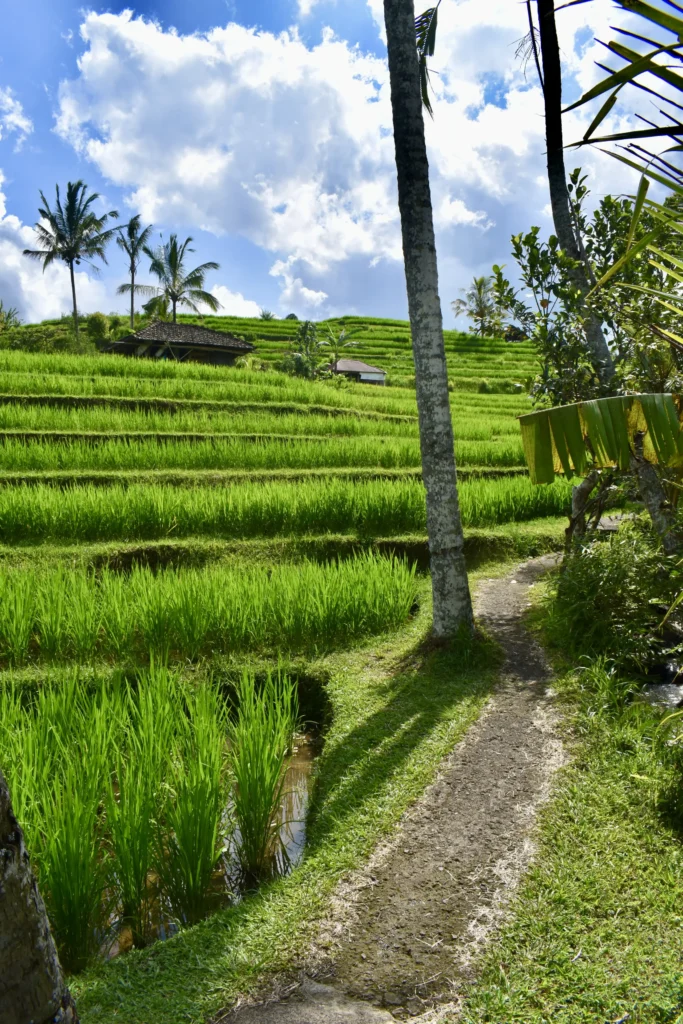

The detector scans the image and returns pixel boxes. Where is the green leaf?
[549,403,589,477]
[627,176,650,253]
[614,0,683,42]
[519,411,556,485]
[583,92,619,142]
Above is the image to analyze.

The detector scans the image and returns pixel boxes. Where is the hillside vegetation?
[0,317,571,1022]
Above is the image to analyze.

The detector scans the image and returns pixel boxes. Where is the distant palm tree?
[116,215,154,329]
[322,323,363,367]
[141,293,171,321]
[259,308,276,320]
[451,276,499,337]
[143,234,221,323]
[22,180,118,340]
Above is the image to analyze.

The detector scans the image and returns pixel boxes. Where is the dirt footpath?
[223,555,565,1023]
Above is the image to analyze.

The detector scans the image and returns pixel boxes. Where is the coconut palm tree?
[143,234,221,323]
[0,768,79,1023]
[22,180,118,341]
[383,0,473,638]
[116,215,154,329]
[451,276,499,337]
[322,322,363,367]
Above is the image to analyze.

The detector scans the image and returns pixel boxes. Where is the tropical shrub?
[547,524,678,668]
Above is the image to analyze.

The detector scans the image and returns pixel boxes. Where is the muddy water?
[110,736,316,958]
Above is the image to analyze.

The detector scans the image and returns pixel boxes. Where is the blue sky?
[0,0,639,324]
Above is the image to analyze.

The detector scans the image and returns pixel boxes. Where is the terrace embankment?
[222,555,565,1023]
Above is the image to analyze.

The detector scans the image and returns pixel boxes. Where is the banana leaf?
[519,394,683,484]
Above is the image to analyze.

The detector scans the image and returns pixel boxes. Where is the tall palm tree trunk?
[0,768,78,1024]
[69,262,79,341]
[130,267,135,330]
[172,298,177,324]
[536,0,614,384]
[383,0,473,638]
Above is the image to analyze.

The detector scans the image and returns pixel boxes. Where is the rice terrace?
[4,1,683,1024]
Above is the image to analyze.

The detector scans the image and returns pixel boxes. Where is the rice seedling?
[0,554,419,664]
[37,761,112,973]
[228,671,298,881]
[0,473,566,546]
[0,572,35,664]
[154,683,229,926]
[106,663,178,947]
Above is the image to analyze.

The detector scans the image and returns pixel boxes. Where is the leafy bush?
[548,525,677,668]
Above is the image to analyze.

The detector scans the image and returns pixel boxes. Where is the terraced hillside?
[0,322,571,1020]
[184,314,539,390]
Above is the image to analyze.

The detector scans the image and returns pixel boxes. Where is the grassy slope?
[460,580,683,1024]
[72,585,499,1023]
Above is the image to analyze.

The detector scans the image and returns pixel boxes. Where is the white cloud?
[0,88,33,149]
[210,284,261,317]
[438,196,493,230]
[52,4,654,318]
[0,171,109,321]
[270,257,328,310]
[298,0,320,15]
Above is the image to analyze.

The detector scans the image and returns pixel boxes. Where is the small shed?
[331,358,387,386]
[107,321,255,366]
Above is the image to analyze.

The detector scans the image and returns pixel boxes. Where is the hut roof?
[333,359,386,374]
[112,321,255,352]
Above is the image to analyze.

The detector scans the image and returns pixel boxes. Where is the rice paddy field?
[0,317,570,1019]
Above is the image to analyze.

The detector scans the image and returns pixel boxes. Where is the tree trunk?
[69,263,79,342]
[630,434,682,555]
[130,267,135,329]
[383,0,474,638]
[536,0,614,385]
[0,769,78,1024]
[172,297,177,324]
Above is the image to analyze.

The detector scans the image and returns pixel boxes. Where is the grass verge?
[460,578,683,1024]
[71,584,499,1023]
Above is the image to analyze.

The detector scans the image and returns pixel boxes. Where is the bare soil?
[222,555,565,1023]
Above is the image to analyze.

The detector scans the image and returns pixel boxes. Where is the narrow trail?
[224,555,565,1024]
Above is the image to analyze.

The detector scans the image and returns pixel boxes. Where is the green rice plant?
[228,671,298,881]
[36,567,67,660]
[0,572,35,663]
[29,681,118,972]
[154,683,229,926]
[0,473,568,549]
[65,571,103,659]
[107,664,177,947]
[37,761,111,972]
[0,554,419,664]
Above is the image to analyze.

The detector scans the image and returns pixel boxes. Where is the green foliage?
[495,222,602,405]
[259,309,276,320]
[154,683,228,926]
[546,525,675,667]
[22,181,119,336]
[0,300,21,331]
[0,476,571,546]
[228,671,298,880]
[279,320,327,379]
[451,276,502,337]
[0,555,419,663]
[143,234,220,322]
[86,313,110,348]
[519,392,683,483]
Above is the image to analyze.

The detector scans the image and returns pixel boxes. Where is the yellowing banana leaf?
[519,394,683,484]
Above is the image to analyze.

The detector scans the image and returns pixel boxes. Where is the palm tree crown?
[116,215,155,329]
[143,234,221,323]
[451,276,499,337]
[22,180,118,338]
